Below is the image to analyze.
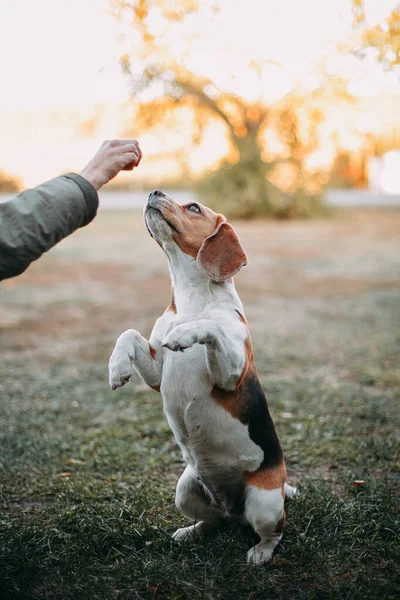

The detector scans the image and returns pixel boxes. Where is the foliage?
[198,156,281,219]
[328,151,367,189]
[352,0,400,68]
[111,0,342,218]
[0,169,21,193]
[197,158,324,220]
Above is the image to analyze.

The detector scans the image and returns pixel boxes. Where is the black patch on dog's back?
[238,371,283,469]
[212,370,283,470]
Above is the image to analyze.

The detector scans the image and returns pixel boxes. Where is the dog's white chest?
[160,344,211,451]
[162,343,210,396]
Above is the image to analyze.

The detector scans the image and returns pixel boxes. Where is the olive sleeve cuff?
[63,172,99,226]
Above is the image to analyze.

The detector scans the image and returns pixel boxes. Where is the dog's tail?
[284,482,297,500]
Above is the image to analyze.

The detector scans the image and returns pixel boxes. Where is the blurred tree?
[329,150,368,189]
[352,0,400,68]
[0,170,21,193]
[111,0,332,217]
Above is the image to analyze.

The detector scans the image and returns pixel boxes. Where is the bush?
[196,158,324,219]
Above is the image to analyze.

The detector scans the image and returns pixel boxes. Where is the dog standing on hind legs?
[109,190,297,565]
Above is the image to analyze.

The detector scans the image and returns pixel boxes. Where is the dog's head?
[144,190,247,282]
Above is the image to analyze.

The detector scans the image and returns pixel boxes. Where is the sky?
[0,0,125,111]
[0,0,399,187]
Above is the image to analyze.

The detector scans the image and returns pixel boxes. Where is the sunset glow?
[0,0,399,187]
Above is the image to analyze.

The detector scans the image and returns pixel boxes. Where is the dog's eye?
[187,203,201,214]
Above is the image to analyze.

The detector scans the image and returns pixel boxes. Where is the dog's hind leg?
[172,465,224,543]
[244,486,285,565]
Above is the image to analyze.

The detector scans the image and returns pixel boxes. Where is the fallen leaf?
[353,480,365,486]
[66,458,87,466]
[280,412,294,419]
[57,472,71,478]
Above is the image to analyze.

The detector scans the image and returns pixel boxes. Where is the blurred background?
[0,0,400,216]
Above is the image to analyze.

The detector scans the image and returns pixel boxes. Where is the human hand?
[80,139,142,191]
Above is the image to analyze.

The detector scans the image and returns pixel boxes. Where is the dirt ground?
[2,208,399,365]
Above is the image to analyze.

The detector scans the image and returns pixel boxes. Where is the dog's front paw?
[171,525,198,543]
[108,350,134,390]
[162,324,205,352]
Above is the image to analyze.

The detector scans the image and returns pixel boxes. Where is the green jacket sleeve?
[0,173,98,280]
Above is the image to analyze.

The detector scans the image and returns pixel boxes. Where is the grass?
[0,207,399,599]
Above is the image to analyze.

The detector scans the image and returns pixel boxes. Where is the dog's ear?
[196,221,247,282]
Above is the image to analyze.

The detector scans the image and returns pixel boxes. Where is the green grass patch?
[0,363,398,599]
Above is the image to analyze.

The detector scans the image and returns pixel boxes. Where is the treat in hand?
[80,139,143,191]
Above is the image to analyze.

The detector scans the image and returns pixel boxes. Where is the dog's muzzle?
[146,190,176,217]
[144,190,179,236]
[146,190,171,211]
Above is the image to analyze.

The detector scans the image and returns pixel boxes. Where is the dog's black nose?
[153,190,164,197]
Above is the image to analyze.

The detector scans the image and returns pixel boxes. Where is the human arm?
[0,139,142,281]
[0,173,98,280]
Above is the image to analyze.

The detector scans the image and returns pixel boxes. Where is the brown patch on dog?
[147,195,246,280]
[235,310,248,325]
[226,312,253,398]
[147,343,159,391]
[236,336,254,389]
[274,511,286,534]
[210,308,252,418]
[211,384,241,420]
[165,289,177,314]
[211,314,254,419]
[169,205,224,258]
[196,222,248,282]
[172,212,225,258]
[244,462,287,490]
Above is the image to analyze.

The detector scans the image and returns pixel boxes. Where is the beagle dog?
[109,190,296,565]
